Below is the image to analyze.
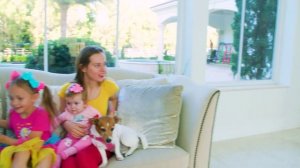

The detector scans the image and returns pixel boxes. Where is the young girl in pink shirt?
[0,71,58,168]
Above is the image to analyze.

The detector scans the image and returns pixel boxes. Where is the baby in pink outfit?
[56,83,100,161]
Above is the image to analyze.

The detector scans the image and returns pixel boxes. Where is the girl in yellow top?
[59,46,119,168]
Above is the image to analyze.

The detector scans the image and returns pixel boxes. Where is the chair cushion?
[107,146,189,168]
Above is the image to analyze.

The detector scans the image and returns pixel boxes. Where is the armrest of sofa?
[168,76,220,168]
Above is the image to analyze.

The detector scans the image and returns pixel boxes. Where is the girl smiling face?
[8,84,38,117]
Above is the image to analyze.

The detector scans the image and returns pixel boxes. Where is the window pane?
[46,0,116,72]
[117,0,177,74]
[238,0,277,80]
[206,0,278,82]
[0,0,177,74]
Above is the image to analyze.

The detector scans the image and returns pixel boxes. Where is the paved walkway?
[206,63,234,82]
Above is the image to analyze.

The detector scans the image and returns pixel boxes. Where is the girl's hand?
[63,121,88,138]
[0,134,5,142]
[0,134,18,145]
[0,119,8,128]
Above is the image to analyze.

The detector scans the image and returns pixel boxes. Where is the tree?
[231,0,277,80]
[0,0,34,50]
[52,0,104,38]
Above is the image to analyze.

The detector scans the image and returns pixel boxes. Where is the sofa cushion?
[107,67,155,80]
[107,146,189,168]
[117,84,183,148]
[116,77,168,88]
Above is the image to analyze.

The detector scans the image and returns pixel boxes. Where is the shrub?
[163,55,175,61]
[10,55,28,63]
[163,50,175,61]
[25,38,115,74]
[25,41,74,74]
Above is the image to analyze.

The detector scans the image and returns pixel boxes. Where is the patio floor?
[205,63,234,82]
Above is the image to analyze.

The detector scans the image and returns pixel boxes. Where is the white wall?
[212,0,300,141]
[177,0,300,141]
[214,87,294,141]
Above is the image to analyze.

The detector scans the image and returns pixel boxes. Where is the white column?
[115,0,120,66]
[175,0,209,84]
[157,23,165,60]
[44,0,48,72]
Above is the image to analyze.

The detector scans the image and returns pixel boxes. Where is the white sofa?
[0,67,220,168]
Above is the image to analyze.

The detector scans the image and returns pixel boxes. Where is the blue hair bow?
[20,72,39,89]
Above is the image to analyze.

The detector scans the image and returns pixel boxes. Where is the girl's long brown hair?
[40,86,58,127]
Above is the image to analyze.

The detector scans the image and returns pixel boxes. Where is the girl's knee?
[12,151,31,168]
[36,154,53,168]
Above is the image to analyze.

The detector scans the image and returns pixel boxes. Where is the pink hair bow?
[68,83,83,93]
[37,82,45,91]
[5,71,45,92]
[5,71,21,89]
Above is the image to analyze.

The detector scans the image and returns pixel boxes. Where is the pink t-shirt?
[9,107,52,141]
[58,106,100,126]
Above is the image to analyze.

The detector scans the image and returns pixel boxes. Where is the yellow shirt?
[58,80,119,116]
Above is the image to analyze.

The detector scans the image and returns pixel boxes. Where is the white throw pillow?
[117,84,183,148]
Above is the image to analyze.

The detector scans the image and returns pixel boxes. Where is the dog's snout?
[106,138,112,143]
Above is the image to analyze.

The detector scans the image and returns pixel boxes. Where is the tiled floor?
[210,128,300,168]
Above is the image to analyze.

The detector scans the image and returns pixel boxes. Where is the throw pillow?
[117,84,183,148]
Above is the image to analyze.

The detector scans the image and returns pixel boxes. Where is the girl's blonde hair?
[9,77,58,127]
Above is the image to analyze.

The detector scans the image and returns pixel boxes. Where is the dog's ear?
[114,116,121,123]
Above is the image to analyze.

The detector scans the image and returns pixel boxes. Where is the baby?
[56,83,100,160]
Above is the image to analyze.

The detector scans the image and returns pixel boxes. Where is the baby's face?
[65,94,86,114]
